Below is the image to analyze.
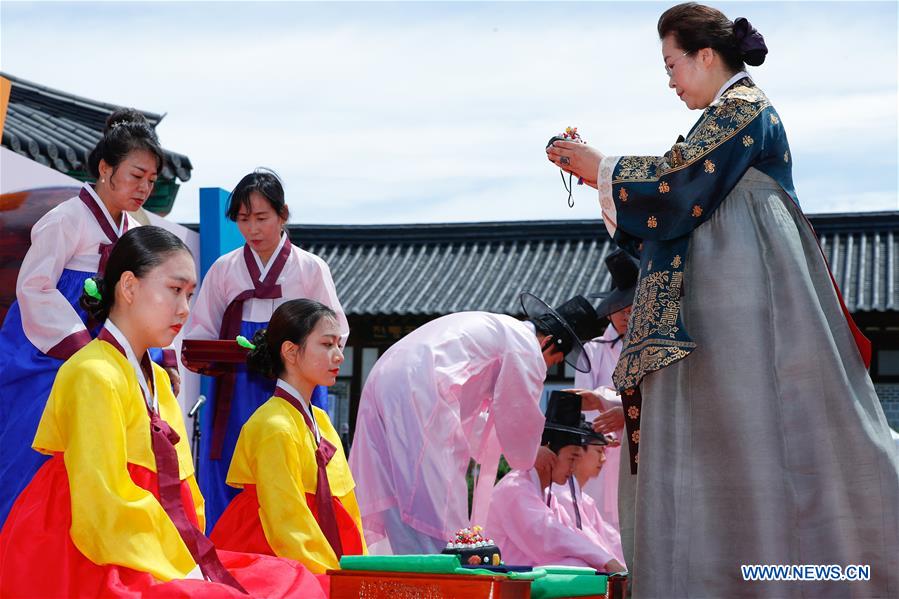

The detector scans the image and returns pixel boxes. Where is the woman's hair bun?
[104,108,153,135]
[732,17,768,66]
[246,328,276,379]
[79,275,110,323]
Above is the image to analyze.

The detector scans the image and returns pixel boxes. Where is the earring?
[101,178,105,183]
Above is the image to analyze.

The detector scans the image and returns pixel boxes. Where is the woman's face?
[121,250,196,349]
[285,316,344,388]
[98,149,158,214]
[236,192,286,258]
[662,34,717,110]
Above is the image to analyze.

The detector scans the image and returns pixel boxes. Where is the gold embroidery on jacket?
[613,83,769,183]
[613,268,697,390]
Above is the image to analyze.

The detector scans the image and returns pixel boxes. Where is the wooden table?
[328,569,533,599]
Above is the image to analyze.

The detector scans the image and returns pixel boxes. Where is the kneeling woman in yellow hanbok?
[211,299,367,574]
[0,226,326,598]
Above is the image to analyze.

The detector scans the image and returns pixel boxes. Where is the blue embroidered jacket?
[608,78,797,392]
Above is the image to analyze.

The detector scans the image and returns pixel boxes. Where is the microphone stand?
[188,395,206,477]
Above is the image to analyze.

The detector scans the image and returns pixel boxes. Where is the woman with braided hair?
[548,3,899,596]
[211,299,366,575]
[0,226,326,598]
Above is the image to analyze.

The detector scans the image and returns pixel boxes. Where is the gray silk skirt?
[618,168,899,598]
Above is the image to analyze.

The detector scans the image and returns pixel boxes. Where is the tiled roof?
[1,72,192,183]
[814,213,899,313]
[288,212,899,317]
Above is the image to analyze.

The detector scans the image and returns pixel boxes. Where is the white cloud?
[2,2,895,224]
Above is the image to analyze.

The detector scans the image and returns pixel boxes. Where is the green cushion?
[339,554,462,574]
[530,573,608,598]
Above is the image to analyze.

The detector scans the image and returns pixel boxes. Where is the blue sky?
[2,1,896,224]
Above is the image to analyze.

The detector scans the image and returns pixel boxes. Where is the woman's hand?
[562,388,604,412]
[593,406,624,434]
[534,445,557,480]
[166,367,181,397]
[546,140,604,189]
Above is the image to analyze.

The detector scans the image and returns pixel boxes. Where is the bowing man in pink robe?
[486,392,624,571]
[350,294,603,554]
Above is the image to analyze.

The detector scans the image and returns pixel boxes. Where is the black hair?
[225,168,290,222]
[87,108,165,179]
[246,299,338,379]
[658,3,766,73]
[80,226,191,323]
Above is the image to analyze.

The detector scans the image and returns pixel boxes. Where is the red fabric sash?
[78,186,128,276]
[273,386,344,560]
[98,330,247,593]
[209,239,292,460]
[798,212,872,368]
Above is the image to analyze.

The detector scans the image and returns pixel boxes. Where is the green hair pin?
[83,278,102,301]
[236,335,256,351]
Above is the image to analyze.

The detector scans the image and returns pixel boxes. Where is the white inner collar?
[713,70,751,104]
[104,319,158,413]
[250,233,288,281]
[277,378,319,441]
[83,183,127,236]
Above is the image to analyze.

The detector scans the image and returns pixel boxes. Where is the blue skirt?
[197,320,329,532]
[0,269,97,525]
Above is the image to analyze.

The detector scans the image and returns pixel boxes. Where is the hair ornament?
[236,335,256,351]
[84,278,102,301]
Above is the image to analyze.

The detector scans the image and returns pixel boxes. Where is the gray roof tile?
[292,213,899,316]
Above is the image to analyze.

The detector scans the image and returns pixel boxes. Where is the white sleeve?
[597,155,621,239]
[573,365,594,390]
[595,386,622,410]
[182,260,230,341]
[306,256,350,346]
[16,208,91,359]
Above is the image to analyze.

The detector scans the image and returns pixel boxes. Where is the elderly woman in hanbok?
[547,3,899,597]
[349,294,602,554]
[0,109,179,525]
[0,226,326,598]
[182,169,348,530]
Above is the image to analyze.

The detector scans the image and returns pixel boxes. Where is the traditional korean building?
[284,213,899,438]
